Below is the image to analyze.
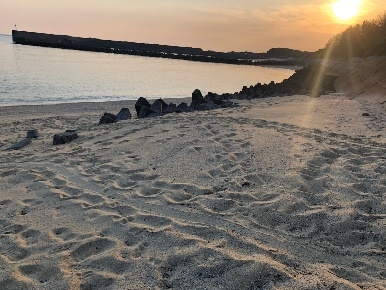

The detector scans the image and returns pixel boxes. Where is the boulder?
[116,108,131,121]
[199,103,208,111]
[138,106,158,118]
[98,112,117,125]
[150,98,168,113]
[53,130,79,145]
[26,129,39,139]
[7,138,32,150]
[176,102,194,113]
[135,97,151,116]
[190,89,206,110]
[165,103,177,114]
[204,92,215,103]
[205,101,216,110]
[213,94,224,105]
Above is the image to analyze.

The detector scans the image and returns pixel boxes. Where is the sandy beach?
[0,88,385,289]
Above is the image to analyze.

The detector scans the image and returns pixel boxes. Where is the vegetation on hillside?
[323,12,386,58]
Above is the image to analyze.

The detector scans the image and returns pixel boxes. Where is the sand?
[0,91,385,290]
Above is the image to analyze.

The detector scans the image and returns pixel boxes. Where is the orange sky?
[1,0,385,52]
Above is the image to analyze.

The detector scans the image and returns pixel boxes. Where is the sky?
[1,0,385,52]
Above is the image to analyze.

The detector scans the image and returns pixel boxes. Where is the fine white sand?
[0,92,385,289]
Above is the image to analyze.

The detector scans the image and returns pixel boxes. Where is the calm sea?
[0,34,295,106]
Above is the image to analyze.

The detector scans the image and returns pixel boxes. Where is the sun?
[332,0,361,21]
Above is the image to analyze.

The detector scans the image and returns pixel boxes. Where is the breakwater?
[12,30,304,67]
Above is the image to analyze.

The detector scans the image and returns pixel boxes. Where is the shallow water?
[0,34,294,106]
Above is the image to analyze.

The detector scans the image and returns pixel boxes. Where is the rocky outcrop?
[223,63,339,100]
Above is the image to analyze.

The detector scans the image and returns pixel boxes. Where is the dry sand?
[0,93,385,290]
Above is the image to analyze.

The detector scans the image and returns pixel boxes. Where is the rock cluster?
[224,63,339,100]
[135,90,237,119]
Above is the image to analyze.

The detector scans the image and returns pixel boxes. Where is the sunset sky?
[1,0,385,52]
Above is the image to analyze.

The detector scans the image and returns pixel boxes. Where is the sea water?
[0,34,295,106]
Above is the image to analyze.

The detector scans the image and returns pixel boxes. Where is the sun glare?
[332,0,361,21]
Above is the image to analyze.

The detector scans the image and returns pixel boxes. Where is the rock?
[165,103,176,114]
[53,130,79,145]
[150,98,168,113]
[199,103,208,111]
[213,94,224,105]
[204,92,215,103]
[116,108,131,120]
[26,129,39,139]
[135,97,151,116]
[138,106,158,118]
[221,100,234,108]
[98,112,117,125]
[7,138,32,150]
[190,89,206,110]
[205,101,215,110]
[176,102,194,113]
[362,113,370,116]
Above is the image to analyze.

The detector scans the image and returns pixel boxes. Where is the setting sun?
[332,0,362,21]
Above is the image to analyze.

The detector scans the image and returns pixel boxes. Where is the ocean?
[0,34,295,106]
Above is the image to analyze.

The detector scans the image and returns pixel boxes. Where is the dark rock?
[116,108,131,121]
[221,100,234,108]
[135,97,151,116]
[26,129,39,139]
[165,103,176,114]
[7,138,32,150]
[190,89,206,110]
[192,89,203,100]
[53,131,79,145]
[213,94,224,105]
[205,101,216,110]
[138,106,158,118]
[362,113,370,116]
[204,92,215,103]
[151,98,168,113]
[176,102,194,113]
[98,112,117,125]
[199,103,208,111]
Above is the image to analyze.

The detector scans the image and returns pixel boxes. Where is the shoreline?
[0,55,385,289]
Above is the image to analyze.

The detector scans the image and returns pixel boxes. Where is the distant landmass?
[12,30,309,67]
